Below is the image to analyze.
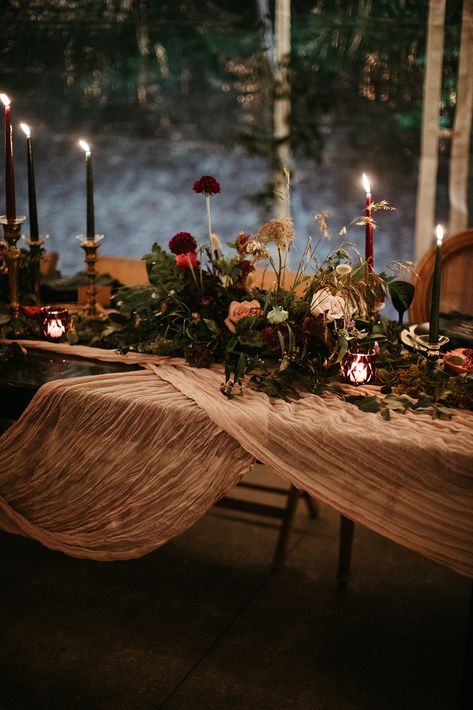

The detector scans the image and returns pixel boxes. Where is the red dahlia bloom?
[192,176,221,196]
[169,232,197,255]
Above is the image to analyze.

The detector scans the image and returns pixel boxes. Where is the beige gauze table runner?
[0,340,472,577]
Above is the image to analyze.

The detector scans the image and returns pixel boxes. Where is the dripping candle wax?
[78,139,95,239]
[1,94,16,220]
[362,173,373,273]
[429,224,444,345]
[20,123,39,240]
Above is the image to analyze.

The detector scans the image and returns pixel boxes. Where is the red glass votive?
[342,349,376,385]
[41,307,69,342]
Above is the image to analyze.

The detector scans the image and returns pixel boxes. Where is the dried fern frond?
[314,211,331,239]
[370,200,395,212]
[273,165,291,204]
[355,216,378,229]
[387,260,418,278]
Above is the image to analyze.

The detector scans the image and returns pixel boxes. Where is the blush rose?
[225,300,263,333]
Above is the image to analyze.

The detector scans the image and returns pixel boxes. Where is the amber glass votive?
[41,307,69,342]
[342,348,376,385]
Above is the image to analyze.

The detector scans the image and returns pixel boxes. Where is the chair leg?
[271,485,300,571]
[337,514,355,587]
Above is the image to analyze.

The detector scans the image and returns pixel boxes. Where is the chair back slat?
[409,229,473,323]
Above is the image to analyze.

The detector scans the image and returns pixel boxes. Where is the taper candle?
[362,173,373,273]
[20,123,39,240]
[429,224,444,344]
[79,139,95,238]
[1,93,16,220]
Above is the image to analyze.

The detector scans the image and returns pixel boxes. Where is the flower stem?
[206,195,212,255]
[186,255,199,288]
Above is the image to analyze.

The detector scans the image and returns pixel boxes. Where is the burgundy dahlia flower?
[192,176,221,196]
[168,232,197,255]
[235,232,251,256]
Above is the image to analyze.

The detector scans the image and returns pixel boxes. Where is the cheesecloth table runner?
[0,340,472,577]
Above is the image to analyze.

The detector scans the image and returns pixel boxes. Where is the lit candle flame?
[436,224,444,246]
[20,122,31,138]
[0,93,11,107]
[79,139,91,154]
[349,358,368,384]
[46,319,66,339]
[362,173,371,195]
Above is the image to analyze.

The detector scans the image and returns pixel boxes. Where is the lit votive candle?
[342,349,376,386]
[41,307,69,342]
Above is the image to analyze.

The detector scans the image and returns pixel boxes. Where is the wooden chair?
[95,254,148,286]
[409,228,473,322]
[336,229,473,588]
[40,251,59,276]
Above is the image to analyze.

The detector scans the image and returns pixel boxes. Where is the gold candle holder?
[25,236,45,301]
[1,215,27,317]
[77,234,104,318]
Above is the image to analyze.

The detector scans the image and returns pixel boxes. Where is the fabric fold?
[0,341,472,577]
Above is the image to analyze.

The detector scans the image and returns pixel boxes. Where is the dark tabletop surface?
[0,349,141,423]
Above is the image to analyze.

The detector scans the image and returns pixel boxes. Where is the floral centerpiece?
[93,177,390,395]
[1,175,472,418]
[62,175,468,417]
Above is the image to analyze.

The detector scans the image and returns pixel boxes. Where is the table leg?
[460,580,473,709]
[271,485,300,571]
[337,514,355,587]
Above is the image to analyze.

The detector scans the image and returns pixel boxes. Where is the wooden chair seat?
[409,228,473,322]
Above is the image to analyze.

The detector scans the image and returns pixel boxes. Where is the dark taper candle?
[1,94,16,220]
[20,123,39,240]
[362,173,374,273]
[79,139,94,238]
[428,225,444,344]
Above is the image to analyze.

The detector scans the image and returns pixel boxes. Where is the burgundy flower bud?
[169,232,197,255]
[192,176,221,196]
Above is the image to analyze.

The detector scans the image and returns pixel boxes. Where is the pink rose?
[175,251,198,269]
[224,299,263,333]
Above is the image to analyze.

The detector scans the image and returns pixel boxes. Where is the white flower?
[267,306,289,325]
[335,264,352,276]
[246,239,270,262]
[310,288,346,322]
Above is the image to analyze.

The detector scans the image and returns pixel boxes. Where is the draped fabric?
[1,341,472,577]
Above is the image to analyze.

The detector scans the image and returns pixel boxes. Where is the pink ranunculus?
[175,251,198,269]
[224,299,263,333]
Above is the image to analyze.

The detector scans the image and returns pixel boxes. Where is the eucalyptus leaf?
[203,318,221,336]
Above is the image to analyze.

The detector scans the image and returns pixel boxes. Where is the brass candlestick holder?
[26,236,45,301]
[1,215,27,317]
[78,234,104,318]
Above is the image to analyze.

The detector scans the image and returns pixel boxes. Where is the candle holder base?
[414,333,449,359]
[77,234,104,318]
[1,215,27,318]
[24,235,46,302]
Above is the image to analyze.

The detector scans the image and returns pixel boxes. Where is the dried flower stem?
[187,254,199,288]
[206,196,212,254]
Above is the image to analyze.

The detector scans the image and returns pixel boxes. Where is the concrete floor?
[0,465,470,710]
